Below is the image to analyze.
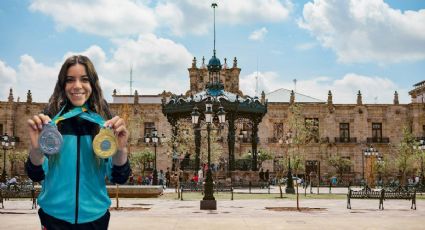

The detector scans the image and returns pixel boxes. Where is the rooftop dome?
[207,54,222,72]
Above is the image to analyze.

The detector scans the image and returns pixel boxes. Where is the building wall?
[2,94,425,180]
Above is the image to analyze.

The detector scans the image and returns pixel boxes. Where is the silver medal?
[39,123,63,155]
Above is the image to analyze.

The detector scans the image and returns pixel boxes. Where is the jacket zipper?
[75,134,81,224]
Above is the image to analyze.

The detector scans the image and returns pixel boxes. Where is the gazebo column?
[227,113,236,171]
[170,118,179,171]
[251,120,259,171]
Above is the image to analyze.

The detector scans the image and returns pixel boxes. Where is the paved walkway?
[1,188,424,230]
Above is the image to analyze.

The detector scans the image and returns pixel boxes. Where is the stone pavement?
[1,188,424,230]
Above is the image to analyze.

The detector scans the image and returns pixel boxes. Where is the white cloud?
[29,0,292,37]
[295,42,316,51]
[214,0,292,24]
[298,0,425,63]
[249,27,268,41]
[29,0,157,37]
[242,71,410,104]
[15,55,58,102]
[0,60,17,100]
[0,34,193,102]
[240,71,282,96]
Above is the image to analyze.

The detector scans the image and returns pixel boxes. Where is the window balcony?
[334,137,357,143]
[367,137,390,143]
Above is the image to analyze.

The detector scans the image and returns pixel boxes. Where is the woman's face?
[65,64,92,107]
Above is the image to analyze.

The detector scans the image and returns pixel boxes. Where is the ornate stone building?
[1,59,424,184]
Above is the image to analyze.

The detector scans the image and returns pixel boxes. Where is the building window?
[273,123,284,140]
[305,118,319,142]
[0,124,3,134]
[144,122,155,139]
[339,123,350,141]
[372,123,382,140]
[422,125,425,137]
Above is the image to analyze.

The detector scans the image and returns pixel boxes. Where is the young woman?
[26,55,131,229]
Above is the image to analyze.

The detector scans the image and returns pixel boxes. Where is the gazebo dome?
[207,54,222,72]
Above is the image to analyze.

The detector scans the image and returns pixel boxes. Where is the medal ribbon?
[50,105,89,126]
[50,104,107,128]
[79,110,106,127]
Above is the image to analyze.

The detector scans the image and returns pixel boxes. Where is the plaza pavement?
[1,187,424,230]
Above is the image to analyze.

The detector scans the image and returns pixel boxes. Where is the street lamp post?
[363,146,379,188]
[145,129,164,186]
[279,133,295,194]
[414,140,425,186]
[191,98,226,210]
[1,133,16,182]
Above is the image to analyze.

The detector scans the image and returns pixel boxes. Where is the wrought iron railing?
[367,137,390,143]
[334,137,357,143]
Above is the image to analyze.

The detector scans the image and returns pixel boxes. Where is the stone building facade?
[1,58,425,184]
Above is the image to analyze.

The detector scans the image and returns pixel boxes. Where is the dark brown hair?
[46,55,111,119]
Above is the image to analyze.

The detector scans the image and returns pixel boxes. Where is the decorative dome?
[207,54,222,72]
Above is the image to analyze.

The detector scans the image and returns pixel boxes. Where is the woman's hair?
[46,55,111,119]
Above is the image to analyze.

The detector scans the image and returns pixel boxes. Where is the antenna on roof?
[212,2,218,57]
[293,78,297,93]
[255,56,259,96]
[129,63,134,95]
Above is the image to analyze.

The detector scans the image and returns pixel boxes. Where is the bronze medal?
[93,128,117,158]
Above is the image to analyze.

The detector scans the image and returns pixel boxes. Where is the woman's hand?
[27,114,51,165]
[105,116,129,165]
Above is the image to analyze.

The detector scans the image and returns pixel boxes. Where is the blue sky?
[1,0,425,104]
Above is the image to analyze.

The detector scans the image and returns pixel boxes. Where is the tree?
[327,155,353,181]
[373,155,396,185]
[257,148,273,169]
[130,149,155,176]
[285,103,316,176]
[394,127,417,185]
[8,149,27,176]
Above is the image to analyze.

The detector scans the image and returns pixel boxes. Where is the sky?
[1,0,425,104]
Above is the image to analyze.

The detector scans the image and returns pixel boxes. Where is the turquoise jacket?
[36,116,114,224]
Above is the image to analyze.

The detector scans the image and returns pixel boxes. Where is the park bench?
[0,182,37,209]
[347,187,416,210]
[232,181,270,194]
[179,182,233,201]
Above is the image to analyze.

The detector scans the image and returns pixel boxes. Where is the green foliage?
[327,155,352,178]
[287,104,319,146]
[130,149,154,174]
[8,149,28,176]
[395,126,417,184]
[291,154,305,175]
[257,148,273,163]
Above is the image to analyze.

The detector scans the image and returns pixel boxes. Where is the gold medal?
[93,128,117,158]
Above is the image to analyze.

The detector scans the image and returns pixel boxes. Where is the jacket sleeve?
[25,157,45,182]
[110,159,131,185]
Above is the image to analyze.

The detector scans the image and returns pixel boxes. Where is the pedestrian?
[165,167,171,188]
[158,169,165,186]
[25,55,131,229]
[265,169,270,183]
[259,168,265,182]
[198,167,204,185]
